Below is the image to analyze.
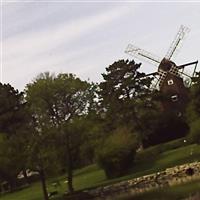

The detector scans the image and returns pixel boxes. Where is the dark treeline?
[0,60,199,200]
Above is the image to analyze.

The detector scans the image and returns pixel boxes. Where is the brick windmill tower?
[125,25,198,116]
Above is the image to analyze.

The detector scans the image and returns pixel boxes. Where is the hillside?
[1,142,200,200]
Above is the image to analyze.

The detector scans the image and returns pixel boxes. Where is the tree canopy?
[0,58,199,200]
[25,72,94,194]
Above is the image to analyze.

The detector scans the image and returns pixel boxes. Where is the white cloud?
[2,2,200,91]
[4,5,130,60]
[3,5,132,90]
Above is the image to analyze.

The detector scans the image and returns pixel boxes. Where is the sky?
[1,1,200,91]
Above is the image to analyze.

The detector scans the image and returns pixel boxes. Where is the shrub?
[96,127,138,178]
[142,112,189,147]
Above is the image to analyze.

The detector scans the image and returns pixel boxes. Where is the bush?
[96,127,138,178]
[142,112,189,147]
[189,118,200,144]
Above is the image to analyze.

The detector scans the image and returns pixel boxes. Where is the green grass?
[73,165,106,190]
[135,137,188,162]
[0,183,44,200]
[0,143,200,200]
[0,165,105,200]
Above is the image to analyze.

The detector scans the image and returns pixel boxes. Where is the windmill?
[125,25,198,116]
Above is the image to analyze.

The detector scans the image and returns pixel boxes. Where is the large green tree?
[0,135,21,191]
[0,83,27,135]
[99,59,155,140]
[26,121,58,200]
[99,59,190,147]
[0,83,30,190]
[25,72,94,194]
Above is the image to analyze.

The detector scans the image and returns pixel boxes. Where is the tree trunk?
[39,169,49,200]
[67,163,74,193]
[66,137,74,193]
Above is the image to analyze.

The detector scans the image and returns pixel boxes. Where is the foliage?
[96,127,138,178]
[187,71,200,122]
[135,92,161,146]
[57,117,89,172]
[0,60,198,199]
[0,83,30,190]
[26,72,91,123]
[27,124,59,173]
[25,72,94,194]
[186,71,200,143]
[75,112,105,166]
[98,59,172,147]
[188,72,200,120]
[0,83,26,135]
[0,135,21,189]
[99,59,153,130]
[142,111,189,147]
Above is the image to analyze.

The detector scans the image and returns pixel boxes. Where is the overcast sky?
[1,1,200,91]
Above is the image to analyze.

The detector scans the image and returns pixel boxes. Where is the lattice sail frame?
[125,44,162,67]
[165,25,190,60]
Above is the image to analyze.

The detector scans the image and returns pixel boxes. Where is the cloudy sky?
[1,1,200,91]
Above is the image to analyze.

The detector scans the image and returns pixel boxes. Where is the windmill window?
[168,79,174,85]
[171,95,178,102]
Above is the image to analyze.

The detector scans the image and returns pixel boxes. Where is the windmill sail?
[125,44,162,66]
[165,25,190,61]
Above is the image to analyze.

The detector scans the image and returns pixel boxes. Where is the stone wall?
[87,161,200,199]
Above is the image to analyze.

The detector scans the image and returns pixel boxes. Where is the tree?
[26,122,58,200]
[0,83,30,190]
[187,72,200,143]
[25,72,94,194]
[99,59,155,141]
[187,72,200,121]
[99,59,190,147]
[69,111,105,166]
[0,83,26,135]
[0,135,22,191]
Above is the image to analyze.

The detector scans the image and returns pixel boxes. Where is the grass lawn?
[0,143,199,200]
[0,183,44,200]
[0,165,105,200]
